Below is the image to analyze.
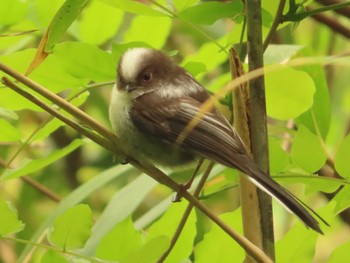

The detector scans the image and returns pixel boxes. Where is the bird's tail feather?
[231,154,325,234]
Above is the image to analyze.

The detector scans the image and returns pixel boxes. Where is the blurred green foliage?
[0,0,350,262]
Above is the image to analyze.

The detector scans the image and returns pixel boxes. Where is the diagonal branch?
[307,6,350,39]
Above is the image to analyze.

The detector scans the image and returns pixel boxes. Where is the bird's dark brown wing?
[129,92,247,168]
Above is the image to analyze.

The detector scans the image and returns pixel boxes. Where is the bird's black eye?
[143,72,152,82]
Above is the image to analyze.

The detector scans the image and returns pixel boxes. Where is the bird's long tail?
[229,154,327,234]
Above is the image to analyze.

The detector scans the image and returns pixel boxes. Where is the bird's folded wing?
[130,94,247,167]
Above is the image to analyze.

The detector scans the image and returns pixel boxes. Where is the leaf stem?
[157,162,214,262]
[0,63,117,144]
[146,0,228,53]
[1,236,105,263]
[263,0,287,51]
[1,77,114,154]
[284,1,350,21]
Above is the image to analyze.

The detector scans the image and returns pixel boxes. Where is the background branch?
[316,0,350,18]
[246,1,275,261]
[263,0,287,51]
[307,6,350,39]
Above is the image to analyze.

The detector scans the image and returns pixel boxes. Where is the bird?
[109,47,324,233]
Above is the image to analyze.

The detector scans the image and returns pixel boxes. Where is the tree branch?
[316,0,350,18]
[246,1,275,261]
[263,0,287,51]
[157,162,214,262]
[307,6,350,39]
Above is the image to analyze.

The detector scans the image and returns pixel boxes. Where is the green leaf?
[123,16,172,49]
[173,0,199,12]
[206,73,231,93]
[334,134,350,179]
[146,201,197,262]
[291,125,327,173]
[1,139,84,181]
[134,165,226,230]
[269,137,290,174]
[0,119,21,142]
[226,18,245,44]
[111,42,154,62]
[100,0,166,16]
[264,46,331,139]
[304,177,344,195]
[181,36,228,77]
[265,65,316,120]
[34,0,65,26]
[31,54,90,92]
[333,186,350,214]
[122,236,170,263]
[0,107,18,120]
[329,240,350,263]
[264,46,331,138]
[45,0,89,52]
[31,91,89,142]
[0,88,42,112]
[194,211,244,262]
[78,0,124,45]
[0,200,25,235]
[0,20,36,52]
[179,1,243,25]
[264,45,304,64]
[18,165,140,262]
[276,222,318,263]
[0,48,35,78]
[81,175,157,255]
[0,0,28,26]
[296,48,331,139]
[41,250,68,263]
[96,217,143,261]
[0,49,88,94]
[274,175,344,194]
[53,42,116,82]
[31,118,65,142]
[183,61,207,76]
[261,7,274,28]
[48,204,93,250]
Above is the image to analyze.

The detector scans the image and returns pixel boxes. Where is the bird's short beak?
[126,84,136,92]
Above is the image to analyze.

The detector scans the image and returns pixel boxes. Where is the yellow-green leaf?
[48,204,93,250]
[291,125,326,173]
[265,65,315,120]
[0,201,25,235]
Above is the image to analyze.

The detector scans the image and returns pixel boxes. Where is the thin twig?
[21,176,61,202]
[307,6,350,39]
[157,162,214,262]
[263,0,287,51]
[1,77,114,154]
[2,236,103,263]
[0,63,117,144]
[284,1,350,21]
[316,0,350,18]
[146,0,228,53]
[3,84,105,199]
[0,29,38,37]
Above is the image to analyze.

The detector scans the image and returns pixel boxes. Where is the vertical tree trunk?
[241,0,275,261]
